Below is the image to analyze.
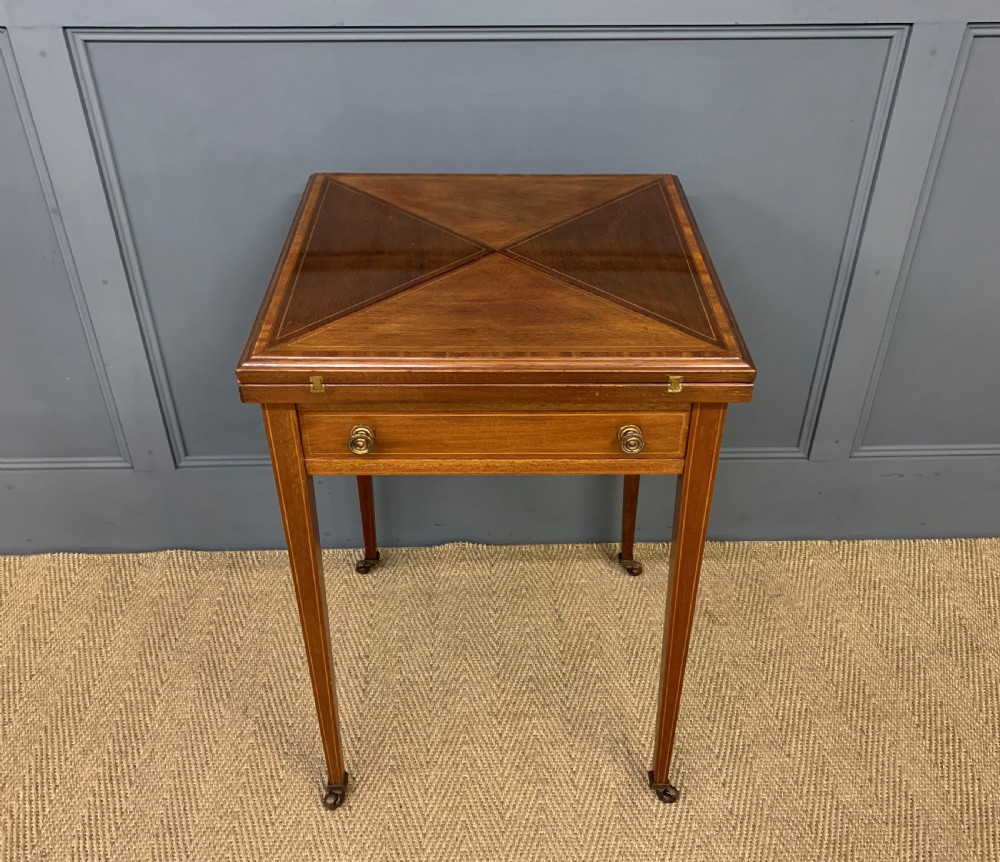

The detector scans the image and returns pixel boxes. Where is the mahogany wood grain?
[356,476,378,562]
[299,410,689,463]
[269,180,486,344]
[286,253,714,356]
[668,176,754,367]
[294,384,745,411]
[336,173,655,248]
[239,381,755,403]
[261,405,348,795]
[304,455,686,476]
[507,181,722,345]
[240,174,755,808]
[238,174,755,390]
[649,403,727,799]
[620,475,641,566]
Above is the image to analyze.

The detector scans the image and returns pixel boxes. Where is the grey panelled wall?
[0,3,998,551]
[0,32,124,467]
[861,33,1000,456]
[78,31,894,460]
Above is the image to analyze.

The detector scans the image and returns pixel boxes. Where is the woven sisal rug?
[2,540,998,861]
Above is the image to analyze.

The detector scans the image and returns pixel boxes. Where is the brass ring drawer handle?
[348,424,375,455]
[618,424,646,455]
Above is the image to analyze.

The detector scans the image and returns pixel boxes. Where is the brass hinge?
[667,375,683,393]
[309,375,324,393]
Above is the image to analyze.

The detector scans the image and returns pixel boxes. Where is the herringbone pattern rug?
[2,540,998,861]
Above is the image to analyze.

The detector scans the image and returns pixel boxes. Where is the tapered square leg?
[649,403,727,802]
[618,474,642,575]
[262,405,349,809]
[354,475,381,574]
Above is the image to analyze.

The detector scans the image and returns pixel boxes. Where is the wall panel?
[0,32,124,468]
[861,31,1000,456]
[75,29,895,462]
[0,9,997,550]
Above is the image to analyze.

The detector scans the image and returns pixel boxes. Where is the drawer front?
[299,410,689,474]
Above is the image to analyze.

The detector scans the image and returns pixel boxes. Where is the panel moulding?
[67,24,907,467]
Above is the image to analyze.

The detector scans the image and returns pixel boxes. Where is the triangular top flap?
[507,182,723,346]
[268,179,486,345]
[335,173,657,249]
[243,173,752,383]
[280,254,722,356]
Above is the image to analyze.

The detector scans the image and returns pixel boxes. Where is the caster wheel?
[355,553,380,574]
[322,775,348,810]
[648,771,679,803]
[618,553,643,576]
[654,784,679,803]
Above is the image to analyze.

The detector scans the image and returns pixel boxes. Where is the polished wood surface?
[619,475,642,575]
[240,174,754,809]
[240,381,753,404]
[354,476,380,574]
[335,173,653,248]
[300,410,689,464]
[286,253,713,356]
[237,174,754,388]
[260,404,348,807]
[306,454,685,476]
[295,384,744,411]
[269,179,485,343]
[649,403,727,802]
[507,181,723,345]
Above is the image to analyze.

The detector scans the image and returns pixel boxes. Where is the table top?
[238,174,754,389]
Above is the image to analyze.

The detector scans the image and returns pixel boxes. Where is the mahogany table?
[237,174,755,809]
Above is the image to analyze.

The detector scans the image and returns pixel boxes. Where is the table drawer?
[299,410,690,474]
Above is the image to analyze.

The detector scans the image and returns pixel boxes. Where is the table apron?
[299,409,690,475]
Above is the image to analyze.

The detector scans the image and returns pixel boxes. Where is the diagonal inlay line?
[335,174,657,250]
[267,178,489,346]
[498,179,664,251]
[505,180,724,347]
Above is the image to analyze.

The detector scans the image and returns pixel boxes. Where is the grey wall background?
[1,1,998,551]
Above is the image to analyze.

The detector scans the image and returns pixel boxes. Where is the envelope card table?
[237,174,755,809]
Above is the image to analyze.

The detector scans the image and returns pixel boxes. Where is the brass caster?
[322,774,349,810]
[648,771,679,803]
[355,552,380,574]
[618,553,643,576]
